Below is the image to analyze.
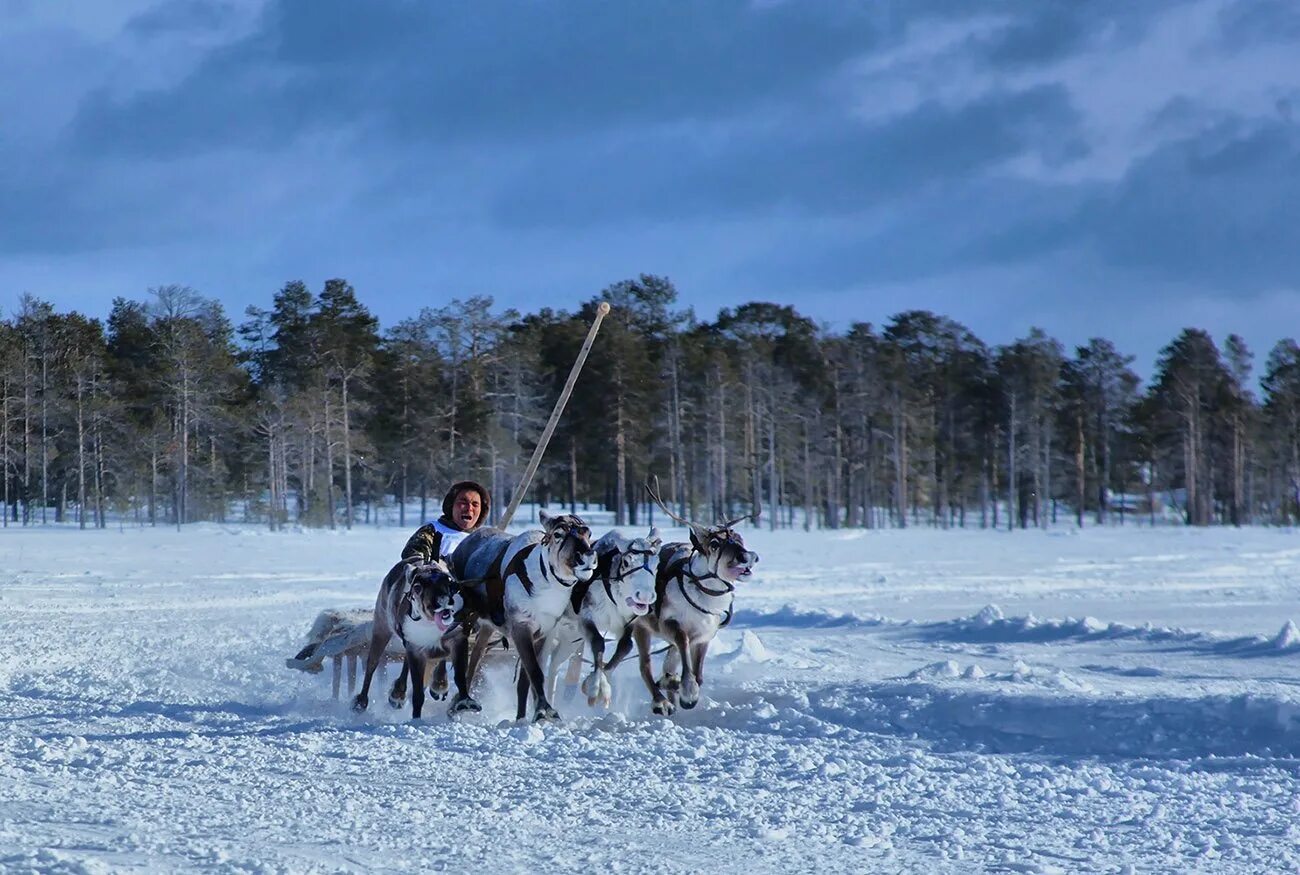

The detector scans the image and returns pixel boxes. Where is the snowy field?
[3,521,1300,873]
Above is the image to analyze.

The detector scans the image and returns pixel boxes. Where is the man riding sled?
[401,480,491,564]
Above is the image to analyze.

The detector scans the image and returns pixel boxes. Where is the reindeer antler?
[718,511,753,529]
[645,476,694,528]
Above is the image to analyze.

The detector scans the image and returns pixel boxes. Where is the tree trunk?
[2,375,9,528]
[1007,393,1017,532]
[325,390,336,530]
[768,404,777,532]
[342,374,354,529]
[716,362,727,519]
[893,390,907,528]
[802,424,813,532]
[150,446,158,526]
[267,420,279,531]
[40,353,48,525]
[1075,410,1085,528]
[77,377,86,530]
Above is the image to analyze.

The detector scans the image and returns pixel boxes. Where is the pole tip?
[597,301,611,316]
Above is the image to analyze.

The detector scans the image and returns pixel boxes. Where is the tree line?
[2,276,1298,531]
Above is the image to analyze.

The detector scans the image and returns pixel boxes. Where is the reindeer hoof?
[534,706,561,723]
[351,694,369,713]
[659,673,681,692]
[582,671,613,708]
[448,696,482,716]
[651,699,675,717]
[680,678,700,709]
[429,686,449,701]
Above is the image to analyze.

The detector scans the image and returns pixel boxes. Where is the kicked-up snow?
[3,522,1300,872]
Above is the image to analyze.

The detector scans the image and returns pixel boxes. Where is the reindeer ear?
[539,510,553,528]
[403,562,417,589]
[647,526,662,548]
[689,523,710,553]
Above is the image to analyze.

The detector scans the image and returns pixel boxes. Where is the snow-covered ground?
[3,522,1300,873]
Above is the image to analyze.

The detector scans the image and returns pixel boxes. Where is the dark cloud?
[970,0,1180,69]
[979,8,1094,68]
[71,0,897,157]
[126,0,237,35]
[732,113,1300,297]
[491,85,1083,227]
[1215,0,1300,53]
[1084,117,1300,286]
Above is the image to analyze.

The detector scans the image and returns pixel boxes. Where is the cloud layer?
[2,0,1297,372]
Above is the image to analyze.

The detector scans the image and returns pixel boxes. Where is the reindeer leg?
[331,656,343,700]
[352,625,393,712]
[449,630,484,716]
[604,626,635,673]
[666,622,697,709]
[690,641,710,706]
[408,651,428,720]
[581,620,611,707]
[466,627,496,692]
[659,627,683,700]
[429,658,449,701]
[388,657,410,709]
[636,625,673,716]
[559,643,581,702]
[515,660,531,721]
[675,631,701,710]
[346,654,358,695]
[513,625,558,722]
[540,636,558,705]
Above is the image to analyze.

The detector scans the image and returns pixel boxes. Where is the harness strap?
[569,576,594,614]
[674,574,735,627]
[657,551,735,626]
[502,543,538,596]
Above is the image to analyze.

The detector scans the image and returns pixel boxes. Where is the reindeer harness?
[657,538,739,628]
[501,525,589,596]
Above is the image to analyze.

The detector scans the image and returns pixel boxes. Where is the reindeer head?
[539,510,597,582]
[688,522,758,584]
[403,561,463,633]
[645,478,759,586]
[595,526,662,616]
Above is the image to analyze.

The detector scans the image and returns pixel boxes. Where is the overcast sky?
[3,0,1298,375]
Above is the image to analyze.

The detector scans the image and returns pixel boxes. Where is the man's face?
[452,490,482,530]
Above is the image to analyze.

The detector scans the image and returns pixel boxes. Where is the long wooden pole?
[498,302,610,528]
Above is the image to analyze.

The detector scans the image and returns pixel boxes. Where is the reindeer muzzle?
[729,550,758,578]
[626,595,653,615]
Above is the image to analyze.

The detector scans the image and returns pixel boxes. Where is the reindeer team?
[349,486,759,722]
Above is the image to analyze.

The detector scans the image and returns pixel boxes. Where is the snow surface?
[3,523,1300,873]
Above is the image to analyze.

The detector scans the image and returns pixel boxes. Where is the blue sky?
[3,0,1298,375]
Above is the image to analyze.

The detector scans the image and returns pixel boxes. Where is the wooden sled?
[285,608,404,699]
[287,608,519,701]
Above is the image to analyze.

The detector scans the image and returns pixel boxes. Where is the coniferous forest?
[2,275,1299,531]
